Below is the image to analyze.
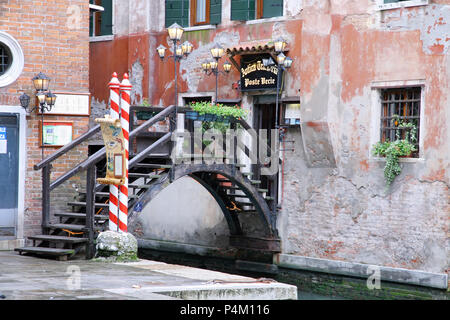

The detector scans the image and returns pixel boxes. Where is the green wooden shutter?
[231,0,255,21]
[210,0,222,25]
[165,0,189,28]
[262,0,283,19]
[89,0,94,36]
[100,0,113,36]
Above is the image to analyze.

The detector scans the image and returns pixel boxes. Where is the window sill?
[370,156,425,163]
[246,16,286,25]
[89,35,114,43]
[377,0,429,11]
[184,25,217,32]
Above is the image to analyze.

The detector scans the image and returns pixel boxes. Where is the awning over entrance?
[226,41,289,71]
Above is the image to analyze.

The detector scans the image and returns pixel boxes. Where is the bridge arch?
[128,164,280,251]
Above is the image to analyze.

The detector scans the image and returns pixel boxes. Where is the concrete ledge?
[275,254,448,290]
[138,238,235,258]
[0,239,24,251]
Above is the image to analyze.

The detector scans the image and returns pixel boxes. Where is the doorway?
[253,100,278,194]
[0,114,19,238]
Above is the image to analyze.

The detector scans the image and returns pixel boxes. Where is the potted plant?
[186,101,247,123]
[372,115,417,187]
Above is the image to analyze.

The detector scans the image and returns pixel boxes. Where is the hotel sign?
[240,54,282,92]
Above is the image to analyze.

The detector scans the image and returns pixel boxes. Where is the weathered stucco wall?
[279,0,449,276]
[89,0,449,276]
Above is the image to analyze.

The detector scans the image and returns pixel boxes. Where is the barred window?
[380,87,421,157]
[0,43,12,76]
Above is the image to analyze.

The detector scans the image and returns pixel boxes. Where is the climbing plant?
[372,115,417,187]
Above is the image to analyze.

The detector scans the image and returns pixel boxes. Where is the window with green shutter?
[166,0,221,27]
[89,0,113,36]
[231,0,255,21]
[231,0,283,21]
[261,0,283,19]
[210,0,222,25]
[166,0,190,28]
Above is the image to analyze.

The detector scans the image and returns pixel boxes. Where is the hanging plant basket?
[186,110,199,120]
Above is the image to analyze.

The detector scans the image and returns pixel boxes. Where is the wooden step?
[54,212,109,220]
[128,184,151,189]
[134,163,172,169]
[221,185,268,193]
[79,192,139,199]
[238,210,258,214]
[233,202,255,208]
[28,235,88,244]
[47,223,85,232]
[228,194,249,199]
[67,202,109,208]
[15,247,75,260]
[144,153,170,158]
[128,173,162,179]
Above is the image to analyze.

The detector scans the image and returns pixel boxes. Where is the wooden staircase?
[15,105,281,260]
[15,157,173,261]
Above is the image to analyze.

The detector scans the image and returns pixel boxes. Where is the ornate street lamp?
[201,43,230,104]
[156,23,194,122]
[20,72,57,114]
[273,37,287,53]
[32,72,51,92]
[20,72,58,159]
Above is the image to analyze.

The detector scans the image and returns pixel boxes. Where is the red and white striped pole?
[108,72,121,232]
[118,73,132,233]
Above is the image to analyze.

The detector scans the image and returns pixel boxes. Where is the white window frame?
[376,0,429,11]
[0,32,24,88]
[369,79,426,162]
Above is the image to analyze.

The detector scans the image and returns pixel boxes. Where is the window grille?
[380,87,421,157]
[0,43,12,76]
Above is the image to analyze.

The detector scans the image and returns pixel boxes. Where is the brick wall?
[0,0,90,237]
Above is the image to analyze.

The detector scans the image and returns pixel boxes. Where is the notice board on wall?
[39,121,73,147]
[39,92,90,116]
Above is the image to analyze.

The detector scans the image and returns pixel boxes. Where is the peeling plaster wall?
[90,0,450,276]
[279,0,450,276]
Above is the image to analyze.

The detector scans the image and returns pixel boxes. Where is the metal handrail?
[44,105,176,190]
